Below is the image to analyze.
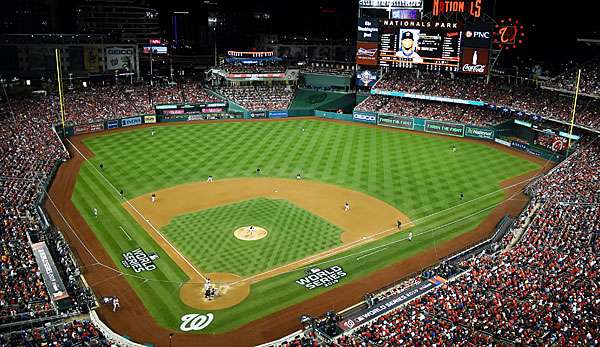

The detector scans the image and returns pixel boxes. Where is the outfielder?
[93,208,98,218]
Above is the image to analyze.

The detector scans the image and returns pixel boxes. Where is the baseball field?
[47,118,545,342]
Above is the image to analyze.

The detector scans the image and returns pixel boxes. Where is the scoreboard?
[379,20,462,71]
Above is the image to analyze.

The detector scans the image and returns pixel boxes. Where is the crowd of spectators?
[544,57,600,97]
[0,319,114,347]
[214,85,295,111]
[356,95,512,127]
[372,70,600,130]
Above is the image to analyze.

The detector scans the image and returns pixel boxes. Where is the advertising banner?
[372,89,486,106]
[357,18,380,42]
[460,47,489,75]
[107,119,119,129]
[105,47,135,70]
[462,23,493,48]
[249,111,267,119]
[31,242,69,301]
[160,115,189,122]
[356,70,379,87]
[356,42,379,66]
[337,277,445,332]
[227,73,286,79]
[188,115,207,121]
[83,47,103,72]
[353,112,378,124]
[202,107,225,113]
[465,125,494,140]
[495,138,511,147]
[378,114,414,129]
[73,122,104,135]
[269,110,289,118]
[144,115,157,124]
[424,120,465,137]
[510,141,529,151]
[121,116,142,127]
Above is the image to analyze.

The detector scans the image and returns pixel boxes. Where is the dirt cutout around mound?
[233,226,268,241]
[122,178,411,310]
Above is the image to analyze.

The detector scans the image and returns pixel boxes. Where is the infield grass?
[71,119,540,334]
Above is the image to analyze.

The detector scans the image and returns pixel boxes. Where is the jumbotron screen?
[379,19,462,71]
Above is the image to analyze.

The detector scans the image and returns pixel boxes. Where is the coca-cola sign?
[460,47,488,75]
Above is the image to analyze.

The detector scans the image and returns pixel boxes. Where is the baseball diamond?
[3,4,599,346]
[51,118,544,337]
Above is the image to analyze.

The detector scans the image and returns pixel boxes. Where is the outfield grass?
[71,119,540,333]
[162,198,343,277]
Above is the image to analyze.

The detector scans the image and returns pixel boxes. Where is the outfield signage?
[494,138,511,147]
[188,115,206,121]
[465,125,494,140]
[73,122,104,135]
[121,116,142,127]
[510,141,529,151]
[337,276,446,332]
[107,119,119,129]
[269,110,289,118]
[353,112,377,124]
[295,266,347,290]
[144,115,157,124]
[378,114,414,130]
[160,114,189,122]
[424,120,465,137]
[121,248,159,273]
[250,111,267,118]
[31,242,69,301]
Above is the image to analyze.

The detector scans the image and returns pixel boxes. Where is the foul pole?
[54,49,66,133]
[567,69,581,150]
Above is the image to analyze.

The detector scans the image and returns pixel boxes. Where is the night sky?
[53,0,598,65]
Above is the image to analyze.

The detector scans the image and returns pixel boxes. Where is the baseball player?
[397,219,402,230]
[452,144,456,152]
[408,232,413,241]
[296,173,302,180]
[93,208,98,218]
[460,192,464,201]
[151,129,155,136]
[112,297,120,312]
[344,201,350,212]
[151,193,156,204]
[249,225,256,235]
[207,175,214,182]
[204,278,211,299]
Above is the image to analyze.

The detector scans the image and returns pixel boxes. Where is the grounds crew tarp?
[31,242,69,301]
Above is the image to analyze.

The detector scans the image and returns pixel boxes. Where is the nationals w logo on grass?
[180,313,214,331]
[121,248,159,273]
[295,266,347,290]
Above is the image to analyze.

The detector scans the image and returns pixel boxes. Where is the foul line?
[356,248,387,261]
[120,226,132,241]
[66,139,208,282]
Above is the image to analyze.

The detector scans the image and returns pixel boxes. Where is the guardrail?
[90,311,147,347]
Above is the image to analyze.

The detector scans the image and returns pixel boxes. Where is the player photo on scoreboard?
[395,29,423,64]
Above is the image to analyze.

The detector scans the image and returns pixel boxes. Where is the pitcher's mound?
[234,226,268,241]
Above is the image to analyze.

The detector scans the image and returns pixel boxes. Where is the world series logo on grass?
[121,248,159,273]
[295,266,347,290]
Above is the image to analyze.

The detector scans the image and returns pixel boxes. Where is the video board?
[378,20,462,71]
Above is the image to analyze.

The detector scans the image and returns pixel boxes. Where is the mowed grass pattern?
[161,198,342,277]
[84,120,538,219]
[71,119,541,332]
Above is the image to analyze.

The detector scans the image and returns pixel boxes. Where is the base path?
[123,178,411,309]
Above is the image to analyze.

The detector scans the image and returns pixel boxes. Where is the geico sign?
[465,31,490,39]
[462,64,486,73]
[354,114,377,121]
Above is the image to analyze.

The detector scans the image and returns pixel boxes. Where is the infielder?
[112,297,120,312]
[151,193,156,203]
[344,201,350,212]
[408,232,413,241]
[207,175,214,182]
